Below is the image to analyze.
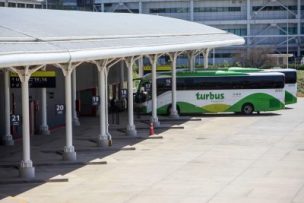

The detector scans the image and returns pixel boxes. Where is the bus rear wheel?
[241,103,254,115]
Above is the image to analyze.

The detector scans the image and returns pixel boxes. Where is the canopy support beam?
[10,65,44,179]
[147,54,160,127]
[91,58,123,146]
[203,49,210,69]
[72,69,80,126]
[40,66,50,135]
[57,63,77,161]
[94,60,108,146]
[124,56,137,136]
[168,52,179,118]
[188,51,196,71]
[2,69,14,145]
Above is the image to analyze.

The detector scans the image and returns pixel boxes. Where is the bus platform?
[0,98,304,203]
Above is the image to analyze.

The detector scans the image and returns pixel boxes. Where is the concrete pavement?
[0,98,304,203]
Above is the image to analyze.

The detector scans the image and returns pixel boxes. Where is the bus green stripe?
[155,93,284,114]
[226,93,284,112]
[285,91,297,105]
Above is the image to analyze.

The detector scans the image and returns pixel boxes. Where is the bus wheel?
[242,103,254,115]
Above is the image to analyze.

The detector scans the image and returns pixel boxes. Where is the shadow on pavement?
[0,114,190,200]
[0,111,281,199]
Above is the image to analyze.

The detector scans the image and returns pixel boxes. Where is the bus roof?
[228,67,261,72]
[141,70,284,80]
[265,68,297,73]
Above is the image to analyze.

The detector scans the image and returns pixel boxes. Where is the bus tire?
[241,103,254,115]
[167,104,180,116]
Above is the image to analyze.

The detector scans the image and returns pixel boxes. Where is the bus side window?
[177,78,185,90]
[184,78,194,90]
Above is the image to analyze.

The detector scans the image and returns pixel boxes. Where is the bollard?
[149,122,154,136]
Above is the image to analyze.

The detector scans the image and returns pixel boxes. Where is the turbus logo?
[196,92,224,100]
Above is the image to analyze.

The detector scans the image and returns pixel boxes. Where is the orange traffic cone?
[149,122,154,136]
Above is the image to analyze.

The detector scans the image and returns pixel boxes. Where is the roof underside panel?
[0,8,245,68]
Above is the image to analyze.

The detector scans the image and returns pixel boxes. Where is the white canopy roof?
[0,8,245,68]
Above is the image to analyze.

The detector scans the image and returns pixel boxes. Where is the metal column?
[188,52,195,71]
[203,49,210,69]
[125,57,137,136]
[104,68,112,143]
[138,56,144,77]
[120,61,125,89]
[2,70,14,145]
[138,0,142,14]
[72,70,80,126]
[19,70,35,179]
[297,0,301,57]
[149,55,160,127]
[40,86,50,135]
[246,0,251,47]
[101,3,104,12]
[169,53,179,118]
[190,0,194,21]
[62,64,76,161]
[97,65,108,146]
[40,66,50,135]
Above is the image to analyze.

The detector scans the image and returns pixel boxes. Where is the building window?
[301,24,304,34]
[280,27,297,35]
[150,7,189,14]
[114,9,139,13]
[252,5,297,12]
[8,2,16,7]
[104,3,112,7]
[0,2,4,7]
[17,3,25,8]
[209,53,233,58]
[194,7,241,12]
[224,28,247,36]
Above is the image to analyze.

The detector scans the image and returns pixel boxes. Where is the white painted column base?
[170,109,179,119]
[40,125,50,135]
[126,124,137,136]
[19,160,35,179]
[96,136,108,147]
[2,135,14,146]
[150,117,160,128]
[63,146,76,161]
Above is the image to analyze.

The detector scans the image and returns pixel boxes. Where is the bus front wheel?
[241,103,254,115]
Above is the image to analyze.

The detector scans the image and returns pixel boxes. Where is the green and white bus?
[135,71,285,115]
[228,67,297,105]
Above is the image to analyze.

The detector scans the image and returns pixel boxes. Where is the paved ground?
[0,98,304,203]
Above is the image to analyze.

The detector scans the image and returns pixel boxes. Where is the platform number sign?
[120,89,127,99]
[92,96,100,106]
[10,114,21,126]
[56,104,65,115]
